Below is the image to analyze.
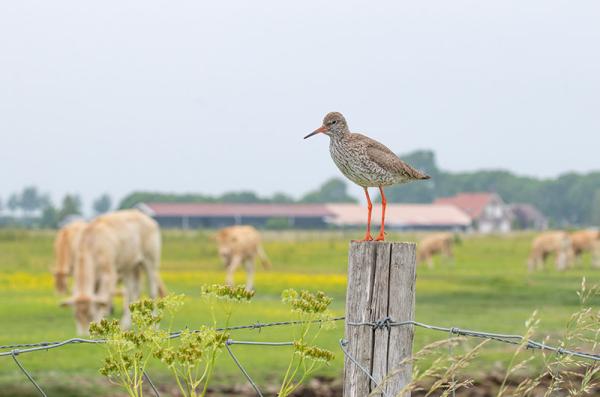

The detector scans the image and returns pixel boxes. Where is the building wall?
[476,196,512,233]
[152,215,329,229]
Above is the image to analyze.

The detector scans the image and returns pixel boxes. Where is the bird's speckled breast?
[329,135,398,187]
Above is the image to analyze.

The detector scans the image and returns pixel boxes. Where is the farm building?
[325,204,472,231]
[136,202,335,229]
[434,192,512,233]
[136,202,472,231]
[509,203,548,230]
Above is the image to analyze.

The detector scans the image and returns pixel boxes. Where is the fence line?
[2,316,599,397]
[0,317,346,354]
[3,316,598,360]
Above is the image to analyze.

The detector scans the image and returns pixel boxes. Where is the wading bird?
[304,112,430,241]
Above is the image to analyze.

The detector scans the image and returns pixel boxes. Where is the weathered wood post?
[343,241,417,397]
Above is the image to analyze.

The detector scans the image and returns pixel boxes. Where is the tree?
[270,192,295,203]
[119,191,214,209]
[20,186,50,215]
[300,178,358,203]
[7,193,20,213]
[118,190,297,208]
[40,205,59,229]
[58,194,82,223]
[5,187,50,216]
[383,150,437,203]
[219,191,264,203]
[93,194,112,215]
[590,189,600,226]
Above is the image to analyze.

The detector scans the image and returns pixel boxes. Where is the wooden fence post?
[343,241,417,397]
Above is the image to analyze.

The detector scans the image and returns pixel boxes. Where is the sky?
[1,1,599,208]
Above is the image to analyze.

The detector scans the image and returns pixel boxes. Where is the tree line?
[117,178,358,209]
[0,187,113,228]
[119,150,600,226]
[3,150,599,228]
[0,179,357,228]
[384,150,600,227]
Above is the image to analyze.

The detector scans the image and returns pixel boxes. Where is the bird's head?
[304,112,348,139]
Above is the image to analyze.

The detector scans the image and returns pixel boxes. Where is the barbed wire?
[0,317,346,354]
[0,316,345,357]
[346,317,600,361]
[2,316,598,362]
[2,316,599,397]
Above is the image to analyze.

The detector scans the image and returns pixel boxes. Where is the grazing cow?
[215,225,271,291]
[570,230,600,265]
[62,210,165,335]
[417,233,456,269]
[528,231,574,272]
[53,220,88,294]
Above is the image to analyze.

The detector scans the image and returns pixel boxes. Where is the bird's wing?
[356,133,431,180]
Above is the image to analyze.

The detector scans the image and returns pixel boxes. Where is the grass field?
[0,229,598,396]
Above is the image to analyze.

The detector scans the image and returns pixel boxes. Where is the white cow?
[528,231,574,272]
[215,225,271,291]
[62,209,165,335]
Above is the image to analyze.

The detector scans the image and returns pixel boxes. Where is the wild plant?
[89,294,184,397]
[90,285,254,397]
[277,289,336,397]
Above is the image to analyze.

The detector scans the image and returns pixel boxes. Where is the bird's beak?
[304,125,328,139]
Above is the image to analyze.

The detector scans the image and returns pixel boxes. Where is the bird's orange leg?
[375,186,387,241]
[360,187,374,241]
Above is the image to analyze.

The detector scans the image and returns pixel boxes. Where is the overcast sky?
[1,1,599,208]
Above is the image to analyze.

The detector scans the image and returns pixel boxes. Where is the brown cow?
[62,210,165,335]
[53,220,88,294]
[528,231,574,272]
[215,225,271,291]
[570,230,600,266]
[417,233,456,269]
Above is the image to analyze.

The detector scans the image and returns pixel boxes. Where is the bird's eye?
[331,120,337,125]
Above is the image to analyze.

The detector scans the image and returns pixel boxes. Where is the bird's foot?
[374,233,385,241]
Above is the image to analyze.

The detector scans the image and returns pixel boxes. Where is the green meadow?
[0,229,598,396]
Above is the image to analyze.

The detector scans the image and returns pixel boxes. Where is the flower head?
[282,289,332,314]
[293,341,335,363]
[201,284,255,302]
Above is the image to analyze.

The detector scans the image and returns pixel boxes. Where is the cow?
[570,230,600,266]
[215,225,271,291]
[417,233,457,269]
[62,210,165,335]
[528,231,574,272]
[53,220,88,294]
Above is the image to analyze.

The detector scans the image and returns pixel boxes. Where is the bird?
[304,112,430,241]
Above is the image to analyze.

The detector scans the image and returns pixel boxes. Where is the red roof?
[434,193,498,219]
[139,203,335,218]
